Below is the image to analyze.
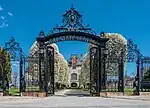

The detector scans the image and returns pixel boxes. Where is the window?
[71,73,77,80]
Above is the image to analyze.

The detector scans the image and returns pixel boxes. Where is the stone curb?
[105,96,150,101]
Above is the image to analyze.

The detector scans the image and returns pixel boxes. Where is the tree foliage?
[0,47,12,82]
[79,33,127,86]
[29,42,69,86]
[144,69,150,81]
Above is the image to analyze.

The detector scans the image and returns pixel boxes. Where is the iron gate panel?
[24,56,40,92]
[0,37,25,96]
[45,46,54,95]
[90,46,100,94]
[125,39,141,95]
[140,56,150,92]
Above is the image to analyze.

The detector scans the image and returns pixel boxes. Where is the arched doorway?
[36,6,108,96]
[71,82,77,88]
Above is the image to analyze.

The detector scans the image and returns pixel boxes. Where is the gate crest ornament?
[62,4,83,28]
[51,5,94,34]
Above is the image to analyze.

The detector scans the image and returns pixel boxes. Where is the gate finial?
[38,30,45,37]
[71,4,74,9]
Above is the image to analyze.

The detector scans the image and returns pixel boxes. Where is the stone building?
[67,54,82,88]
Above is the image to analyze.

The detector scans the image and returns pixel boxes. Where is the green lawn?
[124,88,133,92]
[9,87,20,96]
[8,86,39,95]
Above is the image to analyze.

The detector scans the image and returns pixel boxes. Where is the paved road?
[62,89,90,97]
[0,89,150,108]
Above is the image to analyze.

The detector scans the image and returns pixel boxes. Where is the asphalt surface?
[64,89,90,97]
[0,89,150,108]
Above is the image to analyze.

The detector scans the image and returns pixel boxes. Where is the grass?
[9,87,20,96]
[8,86,39,96]
[124,88,133,92]
[25,86,39,91]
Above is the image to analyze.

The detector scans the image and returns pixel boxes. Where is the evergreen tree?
[0,47,12,82]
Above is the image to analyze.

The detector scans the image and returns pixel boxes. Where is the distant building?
[68,54,82,88]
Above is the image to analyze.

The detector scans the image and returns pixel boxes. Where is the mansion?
[67,54,82,88]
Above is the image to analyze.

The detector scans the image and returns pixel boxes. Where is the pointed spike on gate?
[71,4,74,9]
[100,31,105,36]
[10,36,15,41]
[38,30,45,37]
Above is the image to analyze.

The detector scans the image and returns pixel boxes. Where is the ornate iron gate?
[45,46,54,96]
[89,46,103,95]
[140,56,150,92]
[24,53,40,93]
[35,6,108,96]
[0,37,25,96]
[103,48,125,92]
[125,39,141,95]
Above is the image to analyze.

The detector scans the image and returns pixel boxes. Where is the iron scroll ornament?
[50,5,95,34]
[36,6,108,47]
[37,31,108,47]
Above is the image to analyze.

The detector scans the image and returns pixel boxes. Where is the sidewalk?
[107,95,150,101]
[0,96,39,103]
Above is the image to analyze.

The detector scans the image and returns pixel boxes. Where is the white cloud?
[8,12,13,16]
[1,16,4,19]
[0,5,3,11]
[0,22,9,28]
[0,6,13,28]
[5,24,8,27]
[0,22,5,28]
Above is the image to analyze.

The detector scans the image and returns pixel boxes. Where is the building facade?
[68,54,82,88]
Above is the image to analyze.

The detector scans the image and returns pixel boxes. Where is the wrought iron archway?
[36,6,108,95]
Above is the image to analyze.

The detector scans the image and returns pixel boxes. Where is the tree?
[4,52,12,82]
[0,47,12,82]
[79,33,127,86]
[144,69,150,81]
[30,42,69,87]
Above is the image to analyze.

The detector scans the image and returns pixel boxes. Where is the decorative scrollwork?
[47,5,95,34]
[127,39,141,62]
[4,37,23,61]
[3,37,25,94]
[45,35,99,45]
[141,56,150,63]
[5,37,20,50]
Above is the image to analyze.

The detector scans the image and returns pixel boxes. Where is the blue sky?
[0,0,150,75]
